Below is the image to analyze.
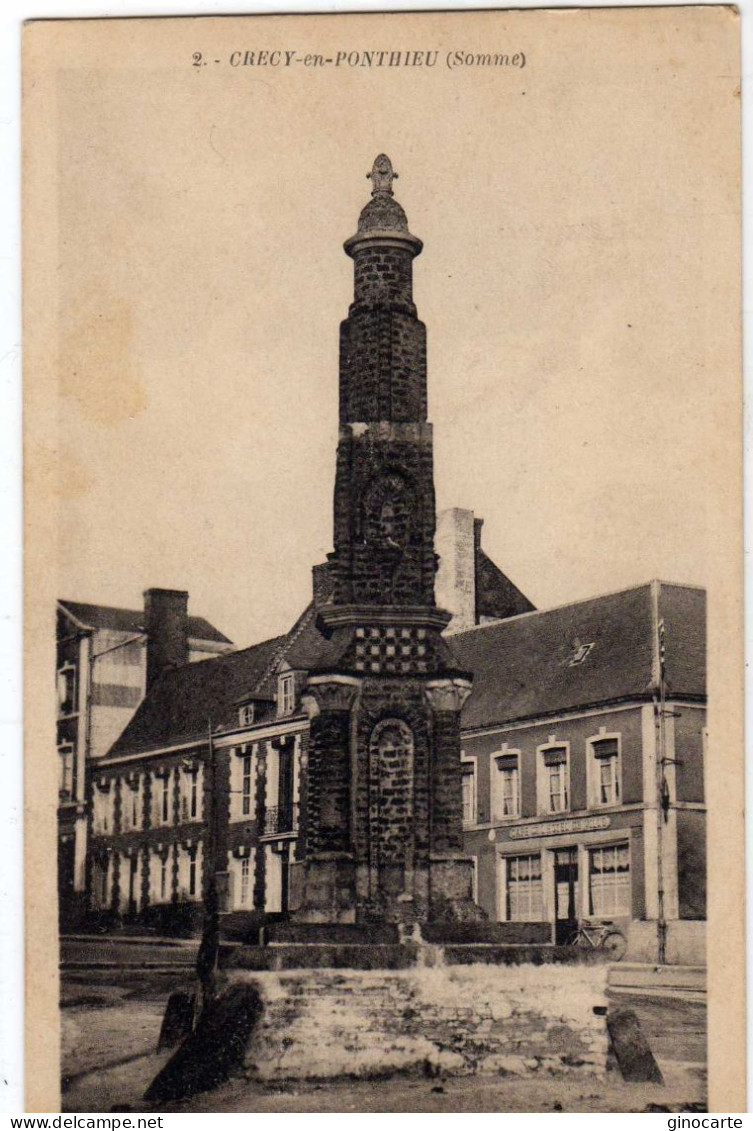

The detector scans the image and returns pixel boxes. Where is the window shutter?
[593,739,618,759]
[543,747,567,766]
[495,755,518,770]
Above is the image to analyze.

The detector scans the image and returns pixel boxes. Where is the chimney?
[474,517,484,556]
[144,588,189,690]
[312,562,334,607]
[435,508,477,634]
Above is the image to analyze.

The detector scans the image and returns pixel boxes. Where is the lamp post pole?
[196,717,220,1010]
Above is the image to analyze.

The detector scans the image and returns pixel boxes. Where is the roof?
[103,579,705,759]
[451,581,706,731]
[105,635,286,758]
[58,599,232,645]
[475,547,535,622]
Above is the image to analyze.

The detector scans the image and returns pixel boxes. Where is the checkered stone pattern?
[353,626,430,674]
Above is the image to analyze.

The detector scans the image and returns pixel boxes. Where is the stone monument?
[294,156,483,926]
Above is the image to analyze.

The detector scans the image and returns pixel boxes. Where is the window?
[93,782,113,833]
[239,703,255,727]
[57,664,77,714]
[230,850,254,909]
[153,771,173,827]
[590,737,621,807]
[491,753,519,820]
[58,744,74,799]
[506,854,543,921]
[589,843,630,917]
[539,746,569,814]
[240,857,251,906]
[151,850,170,903]
[230,745,256,821]
[279,674,295,717]
[242,754,253,816]
[91,856,110,909]
[179,765,202,823]
[177,844,202,901]
[130,781,141,828]
[122,778,142,831]
[461,761,477,827]
[125,853,141,913]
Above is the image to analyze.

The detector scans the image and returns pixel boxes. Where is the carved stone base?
[292,854,357,924]
[428,855,487,923]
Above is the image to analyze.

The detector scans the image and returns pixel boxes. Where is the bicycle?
[568,919,627,961]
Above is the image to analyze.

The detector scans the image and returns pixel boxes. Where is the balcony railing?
[263,802,299,837]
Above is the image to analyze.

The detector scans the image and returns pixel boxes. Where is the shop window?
[538,745,569,814]
[491,752,520,820]
[589,843,630,918]
[461,758,477,827]
[590,737,621,807]
[506,854,543,921]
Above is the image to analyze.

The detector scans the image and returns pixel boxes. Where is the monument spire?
[295,158,481,927]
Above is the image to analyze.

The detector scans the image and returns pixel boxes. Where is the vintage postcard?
[23,7,742,1115]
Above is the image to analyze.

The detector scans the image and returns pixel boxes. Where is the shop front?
[492,813,643,941]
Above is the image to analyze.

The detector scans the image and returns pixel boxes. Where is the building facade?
[453,580,706,956]
[57,590,232,927]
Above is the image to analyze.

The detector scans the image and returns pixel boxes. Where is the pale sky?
[52,10,739,649]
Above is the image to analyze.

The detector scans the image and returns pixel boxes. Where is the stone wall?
[230,962,609,1081]
[626,919,706,966]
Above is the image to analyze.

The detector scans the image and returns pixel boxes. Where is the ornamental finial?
[367,154,398,197]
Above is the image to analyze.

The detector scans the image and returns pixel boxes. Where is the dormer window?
[278,674,295,717]
[239,703,255,727]
[569,642,594,666]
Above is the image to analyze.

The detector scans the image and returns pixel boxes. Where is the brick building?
[452,580,706,959]
[76,158,706,958]
[57,591,232,927]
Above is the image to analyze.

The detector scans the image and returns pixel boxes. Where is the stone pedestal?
[291,853,357,923]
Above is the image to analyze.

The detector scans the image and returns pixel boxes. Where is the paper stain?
[25,443,93,503]
[59,288,147,429]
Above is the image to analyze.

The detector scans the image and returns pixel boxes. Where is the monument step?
[222,943,415,971]
[264,922,401,947]
[220,940,606,971]
[420,921,553,946]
